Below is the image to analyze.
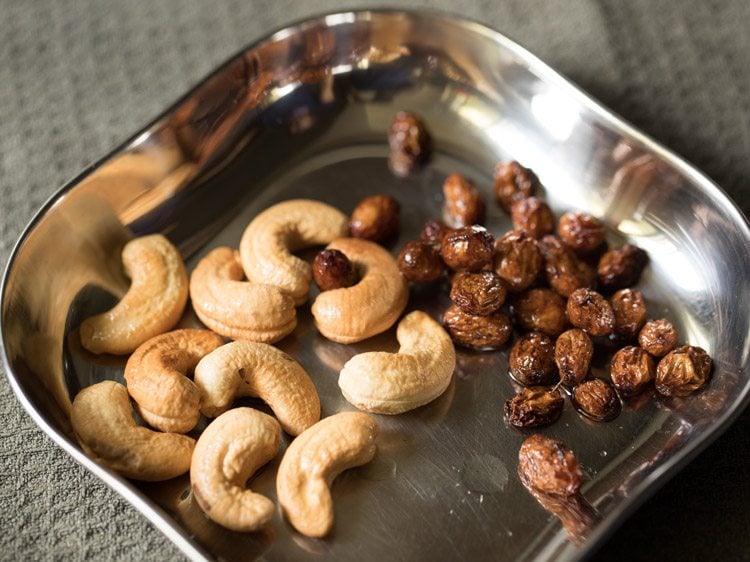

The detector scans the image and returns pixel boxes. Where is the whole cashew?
[80,234,188,355]
[311,238,409,343]
[189,247,297,343]
[276,412,378,538]
[239,199,348,305]
[70,380,195,481]
[194,341,320,435]
[339,311,456,414]
[124,329,225,433]
[191,408,280,532]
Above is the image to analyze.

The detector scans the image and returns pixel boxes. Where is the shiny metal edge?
[1,8,749,561]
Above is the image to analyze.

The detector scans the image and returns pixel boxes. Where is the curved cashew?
[70,380,195,481]
[239,199,348,305]
[190,247,297,343]
[80,234,188,355]
[338,311,456,414]
[191,408,280,532]
[124,329,224,433]
[276,412,378,538]
[194,341,320,435]
[311,238,409,343]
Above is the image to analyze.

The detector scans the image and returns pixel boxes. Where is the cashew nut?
[194,341,320,435]
[191,408,280,532]
[276,412,378,538]
[189,247,297,343]
[70,380,195,481]
[338,311,456,414]
[311,238,409,343]
[80,234,188,355]
[239,199,348,305]
[124,329,225,433]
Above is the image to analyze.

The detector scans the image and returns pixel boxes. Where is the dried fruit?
[509,332,558,386]
[397,240,444,283]
[441,225,494,272]
[388,111,431,176]
[442,173,486,228]
[505,387,564,428]
[511,288,567,337]
[494,161,539,212]
[572,378,621,421]
[557,211,606,253]
[450,271,507,316]
[313,249,358,291]
[610,288,648,339]
[442,305,512,350]
[493,229,543,292]
[420,219,452,245]
[566,288,615,337]
[555,329,593,386]
[348,195,400,242]
[610,346,655,396]
[518,434,582,496]
[539,235,595,297]
[655,345,712,396]
[511,196,555,239]
[597,244,648,293]
[638,319,678,357]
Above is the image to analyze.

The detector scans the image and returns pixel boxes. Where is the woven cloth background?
[1,0,748,560]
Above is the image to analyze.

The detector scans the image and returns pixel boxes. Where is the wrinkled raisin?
[505,387,564,428]
[655,345,712,396]
[509,332,558,386]
[566,288,615,337]
[511,288,567,337]
[555,329,593,386]
[450,271,507,316]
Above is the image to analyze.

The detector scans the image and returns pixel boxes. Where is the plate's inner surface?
[3,11,749,562]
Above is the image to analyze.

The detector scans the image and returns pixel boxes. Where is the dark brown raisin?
[566,288,615,337]
[442,305,513,350]
[518,434,582,496]
[388,111,431,176]
[511,196,555,239]
[557,211,606,253]
[494,161,540,212]
[539,235,595,297]
[397,240,444,283]
[555,329,593,386]
[638,319,678,357]
[348,195,400,242]
[511,288,568,337]
[655,345,712,396]
[441,225,494,272]
[450,271,507,316]
[610,346,655,396]
[610,288,648,339]
[442,173,486,228]
[572,378,621,421]
[420,219,452,245]
[509,332,558,386]
[597,244,648,293]
[505,387,564,428]
[493,230,543,292]
[312,249,357,291]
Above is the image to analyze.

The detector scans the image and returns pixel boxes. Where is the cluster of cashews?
[72,197,459,537]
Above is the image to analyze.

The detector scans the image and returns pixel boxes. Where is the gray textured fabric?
[1,0,748,560]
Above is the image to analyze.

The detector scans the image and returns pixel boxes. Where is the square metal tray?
[3,9,750,561]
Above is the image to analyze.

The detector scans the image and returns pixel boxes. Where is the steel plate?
[2,9,750,562]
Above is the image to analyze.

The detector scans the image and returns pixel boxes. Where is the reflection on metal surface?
[2,9,750,562]
[521,482,599,547]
